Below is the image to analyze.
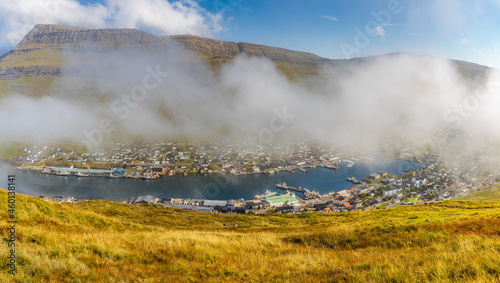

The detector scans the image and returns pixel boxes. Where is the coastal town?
[8,141,498,215]
[13,141,366,177]
[33,162,496,214]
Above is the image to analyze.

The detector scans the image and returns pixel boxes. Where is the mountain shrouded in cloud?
[1,24,500,172]
[0,0,223,47]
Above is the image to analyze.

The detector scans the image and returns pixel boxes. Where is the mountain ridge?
[0,24,491,96]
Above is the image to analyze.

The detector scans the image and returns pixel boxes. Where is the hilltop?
[0,24,327,96]
[0,24,490,96]
[1,189,499,282]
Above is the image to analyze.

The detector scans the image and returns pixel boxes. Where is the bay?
[0,156,425,202]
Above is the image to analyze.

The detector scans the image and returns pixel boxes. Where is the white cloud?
[372,25,386,38]
[0,0,224,46]
[461,38,470,45]
[321,15,338,21]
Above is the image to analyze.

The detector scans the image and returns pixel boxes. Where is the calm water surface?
[0,156,425,202]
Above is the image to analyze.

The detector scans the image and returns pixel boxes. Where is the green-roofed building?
[264,194,298,207]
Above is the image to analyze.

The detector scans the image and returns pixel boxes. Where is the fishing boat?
[347,177,362,184]
[55,171,71,176]
[253,190,278,199]
[276,182,288,190]
[324,165,339,170]
[142,172,158,180]
[75,172,90,177]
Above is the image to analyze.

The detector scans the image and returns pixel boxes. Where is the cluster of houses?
[16,142,367,178]
[125,193,303,214]
[124,190,367,214]
[118,162,497,215]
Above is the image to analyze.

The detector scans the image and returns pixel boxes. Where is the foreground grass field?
[1,189,499,282]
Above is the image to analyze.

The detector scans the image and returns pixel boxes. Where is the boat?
[75,172,90,177]
[304,189,321,199]
[276,182,288,190]
[253,190,278,199]
[55,171,71,176]
[142,172,158,180]
[299,168,307,173]
[324,165,339,170]
[347,177,362,184]
[129,172,141,179]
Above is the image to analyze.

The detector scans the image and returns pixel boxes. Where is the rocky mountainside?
[0,24,490,96]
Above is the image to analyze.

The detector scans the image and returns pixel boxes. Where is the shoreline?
[4,159,494,216]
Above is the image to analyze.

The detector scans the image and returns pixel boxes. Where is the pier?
[276,182,305,193]
[276,183,321,199]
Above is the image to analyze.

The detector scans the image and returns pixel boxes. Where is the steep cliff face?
[170,34,326,75]
[0,25,170,96]
[16,24,162,49]
[170,34,240,60]
[0,24,333,96]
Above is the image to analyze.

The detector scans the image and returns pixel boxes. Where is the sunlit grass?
[0,189,499,282]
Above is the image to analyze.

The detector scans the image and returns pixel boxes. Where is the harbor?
[276,182,322,199]
[5,158,492,215]
[2,156,427,202]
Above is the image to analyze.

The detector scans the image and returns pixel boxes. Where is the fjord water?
[0,157,424,202]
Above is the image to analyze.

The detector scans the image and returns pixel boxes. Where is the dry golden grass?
[0,189,499,282]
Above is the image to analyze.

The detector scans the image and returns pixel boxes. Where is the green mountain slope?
[0,24,491,97]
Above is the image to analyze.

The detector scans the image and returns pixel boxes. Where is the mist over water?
[1,41,500,170]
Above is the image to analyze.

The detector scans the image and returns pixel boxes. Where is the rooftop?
[265,194,298,205]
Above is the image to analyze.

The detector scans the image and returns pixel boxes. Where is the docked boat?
[75,172,90,177]
[304,190,321,199]
[324,165,339,170]
[142,172,158,180]
[55,171,71,176]
[254,190,278,199]
[276,182,288,190]
[347,177,362,184]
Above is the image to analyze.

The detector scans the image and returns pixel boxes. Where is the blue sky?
[205,0,500,68]
[2,0,500,68]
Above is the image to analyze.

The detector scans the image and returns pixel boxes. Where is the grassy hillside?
[455,186,500,202]
[1,189,499,282]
